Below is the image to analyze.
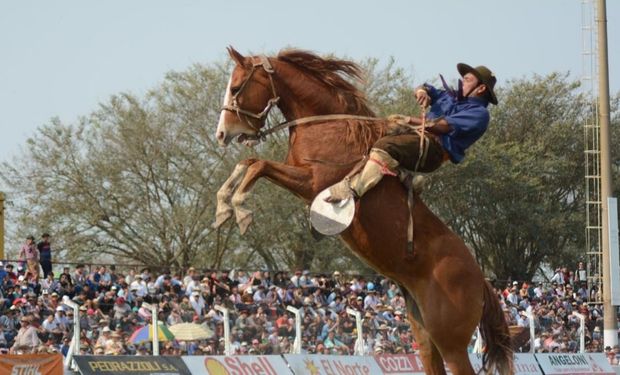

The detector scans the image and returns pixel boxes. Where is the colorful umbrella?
[129,322,175,343]
[168,323,214,341]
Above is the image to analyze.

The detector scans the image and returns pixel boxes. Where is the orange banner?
[0,353,63,375]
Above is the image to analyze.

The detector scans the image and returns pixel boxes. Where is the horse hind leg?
[411,316,475,375]
[409,319,448,375]
[403,288,447,375]
[213,163,248,229]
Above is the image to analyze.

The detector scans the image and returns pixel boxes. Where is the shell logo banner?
[182,355,292,375]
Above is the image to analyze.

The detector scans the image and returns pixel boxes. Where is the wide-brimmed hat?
[457,63,498,105]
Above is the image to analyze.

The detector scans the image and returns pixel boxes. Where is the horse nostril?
[216,131,224,141]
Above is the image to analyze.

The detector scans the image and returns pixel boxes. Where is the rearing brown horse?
[213,47,513,375]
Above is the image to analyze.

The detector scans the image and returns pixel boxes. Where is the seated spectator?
[10,315,40,354]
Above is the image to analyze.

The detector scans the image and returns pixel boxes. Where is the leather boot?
[325,148,399,203]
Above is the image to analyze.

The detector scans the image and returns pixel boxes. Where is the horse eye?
[230,86,240,95]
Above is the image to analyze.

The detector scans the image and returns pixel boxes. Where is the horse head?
[215,47,280,147]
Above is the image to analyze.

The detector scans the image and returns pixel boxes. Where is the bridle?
[220,55,381,143]
[220,55,280,133]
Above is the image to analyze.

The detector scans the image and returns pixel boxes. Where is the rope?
[258,114,381,140]
[406,106,430,258]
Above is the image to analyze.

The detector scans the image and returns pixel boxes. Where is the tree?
[0,63,240,269]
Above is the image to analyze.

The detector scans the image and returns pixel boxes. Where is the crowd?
[500,264,614,359]
[0,234,617,362]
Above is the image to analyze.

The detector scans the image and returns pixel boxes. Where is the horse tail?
[479,279,514,375]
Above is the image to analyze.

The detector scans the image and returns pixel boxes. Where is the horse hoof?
[212,210,233,229]
[236,210,254,235]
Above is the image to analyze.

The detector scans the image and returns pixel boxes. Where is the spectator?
[18,235,40,283]
[10,315,40,353]
[550,268,565,285]
[37,233,53,279]
[72,264,87,287]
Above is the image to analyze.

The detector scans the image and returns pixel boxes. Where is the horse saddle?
[309,170,426,237]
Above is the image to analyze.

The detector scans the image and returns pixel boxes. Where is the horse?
[213,47,513,375]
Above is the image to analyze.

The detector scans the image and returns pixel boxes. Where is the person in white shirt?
[130,276,147,298]
[54,307,69,329]
[96,327,112,348]
[42,314,59,333]
[290,271,302,288]
[252,286,266,303]
[533,282,545,298]
[299,271,315,288]
[185,276,200,297]
[516,311,529,327]
[183,267,197,287]
[363,290,380,311]
[506,287,519,306]
[10,315,40,353]
[550,269,565,285]
[190,291,205,315]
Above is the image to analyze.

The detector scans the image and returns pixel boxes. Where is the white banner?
[468,353,542,374]
[182,355,292,375]
[284,354,382,375]
[535,353,614,374]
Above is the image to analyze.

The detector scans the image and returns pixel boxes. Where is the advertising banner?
[468,353,542,375]
[74,355,191,375]
[535,353,614,375]
[284,354,382,375]
[183,355,292,375]
[372,354,426,374]
[0,353,63,375]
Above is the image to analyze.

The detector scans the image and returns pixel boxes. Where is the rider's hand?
[387,114,411,124]
[415,88,430,108]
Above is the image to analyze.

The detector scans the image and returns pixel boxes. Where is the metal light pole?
[142,302,159,356]
[572,311,586,353]
[0,192,4,260]
[286,306,302,354]
[214,305,232,355]
[346,308,364,355]
[63,299,80,370]
[596,0,617,348]
[472,327,483,354]
[527,307,536,353]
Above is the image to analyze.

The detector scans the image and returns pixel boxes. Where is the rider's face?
[462,73,483,98]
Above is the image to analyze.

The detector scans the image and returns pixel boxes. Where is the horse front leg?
[231,159,314,234]
[213,163,249,229]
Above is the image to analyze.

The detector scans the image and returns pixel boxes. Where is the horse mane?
[276,49,375,117]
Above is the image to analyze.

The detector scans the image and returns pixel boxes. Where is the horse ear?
[227,46,245,66]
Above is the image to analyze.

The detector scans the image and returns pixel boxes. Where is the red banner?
[0,353,63,375]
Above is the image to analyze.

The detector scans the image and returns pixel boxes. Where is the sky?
[0,0,618,165]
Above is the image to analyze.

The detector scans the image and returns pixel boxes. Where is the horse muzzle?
[215,128,260,147]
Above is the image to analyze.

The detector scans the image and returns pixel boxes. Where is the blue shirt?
[424,83,490,163]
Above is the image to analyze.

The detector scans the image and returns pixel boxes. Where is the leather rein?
[220,55,382,143]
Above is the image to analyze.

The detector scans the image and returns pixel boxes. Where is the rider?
[325,63,498,203]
